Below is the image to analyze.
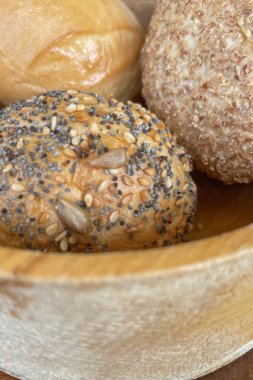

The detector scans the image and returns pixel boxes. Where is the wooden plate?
[1,172,253,380]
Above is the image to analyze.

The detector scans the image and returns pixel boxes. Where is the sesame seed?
[51,115,57,131]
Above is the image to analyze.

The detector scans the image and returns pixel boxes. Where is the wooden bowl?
[1,172,253,380]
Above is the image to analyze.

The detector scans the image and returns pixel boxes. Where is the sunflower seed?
[57,199,90,234]
[89,148,127,169]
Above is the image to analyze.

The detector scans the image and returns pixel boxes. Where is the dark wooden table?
[1,349,253,379]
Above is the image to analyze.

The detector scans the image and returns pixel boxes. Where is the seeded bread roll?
[0,0,143,105]
[0,91,196,253]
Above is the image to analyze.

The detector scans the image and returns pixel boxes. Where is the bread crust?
[142,0,253,184]
[0,90,196,253]
[0,0,143,104]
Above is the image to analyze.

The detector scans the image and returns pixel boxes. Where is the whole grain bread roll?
[0,90,197,253]
[142,0,253,184]
[0,0,143,105]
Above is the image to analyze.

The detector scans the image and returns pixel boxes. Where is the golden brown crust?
[0,0,143,105]
[142,0,253,184]
[0,90,196,253]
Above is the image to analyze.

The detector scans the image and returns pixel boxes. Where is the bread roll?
[0,0,143,105]
[142,0,253,184]
[0,90,196,253]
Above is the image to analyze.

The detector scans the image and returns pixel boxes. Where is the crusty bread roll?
[142,0,253,184]
[0,90,197,253]
[0,0,143,105]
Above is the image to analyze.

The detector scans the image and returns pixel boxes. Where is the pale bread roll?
[0,0,143,105]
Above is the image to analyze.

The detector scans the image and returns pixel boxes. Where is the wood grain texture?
[1,348,253,379]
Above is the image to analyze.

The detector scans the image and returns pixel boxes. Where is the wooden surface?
[1,348,253,379]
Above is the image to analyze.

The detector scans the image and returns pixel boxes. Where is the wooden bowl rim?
[1,223,253,282]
